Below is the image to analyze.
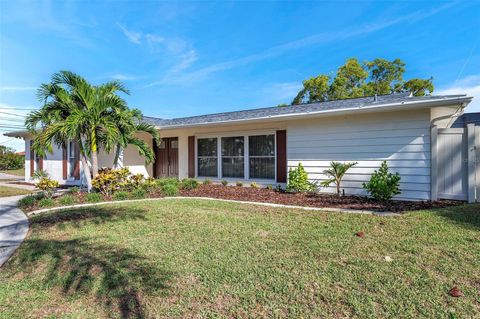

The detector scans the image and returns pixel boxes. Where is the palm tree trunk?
[113,144,122,168]
[91,150,99,178]
[80,153,93,192]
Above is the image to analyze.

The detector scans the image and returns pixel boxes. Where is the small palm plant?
[320,161,357,196]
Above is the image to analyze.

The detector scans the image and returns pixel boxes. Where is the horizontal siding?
[287,110,431,201]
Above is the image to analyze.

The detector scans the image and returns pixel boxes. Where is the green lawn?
[0,185,30,197]
[1,199,479,318]
[0,168,25,176]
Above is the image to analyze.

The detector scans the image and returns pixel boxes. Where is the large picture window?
[249,135,275,179]
[197,138,218,177]
[221,136,244,178]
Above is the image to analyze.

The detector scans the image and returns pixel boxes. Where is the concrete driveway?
[0,195,29,267]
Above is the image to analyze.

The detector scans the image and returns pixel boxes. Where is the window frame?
[195,131,277,182]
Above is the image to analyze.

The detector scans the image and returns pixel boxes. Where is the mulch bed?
[180,184,462,212]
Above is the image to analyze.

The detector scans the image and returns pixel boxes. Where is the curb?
[27,196,398,216]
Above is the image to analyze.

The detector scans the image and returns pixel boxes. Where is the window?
[221,136,244,178]
[197,138,217,177]
[249,135,275,179]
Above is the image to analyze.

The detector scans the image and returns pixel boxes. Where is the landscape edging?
[26,196,398,216]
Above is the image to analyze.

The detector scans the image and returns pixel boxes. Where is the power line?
[0,107,37,111]
[0,111,27,118]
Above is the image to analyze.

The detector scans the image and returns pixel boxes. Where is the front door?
[155,137,178,178]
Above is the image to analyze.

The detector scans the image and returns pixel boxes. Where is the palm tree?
[320,161,357,196]
[26,70,157,191]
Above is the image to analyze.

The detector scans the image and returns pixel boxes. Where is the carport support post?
[467,124,476,203]
[430,125,438,201]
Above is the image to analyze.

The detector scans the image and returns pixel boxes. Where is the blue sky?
[1,0,479,151]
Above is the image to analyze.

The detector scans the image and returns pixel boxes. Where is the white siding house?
[6,93,475,201]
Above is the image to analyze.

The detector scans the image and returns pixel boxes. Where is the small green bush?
[286,163,315,193]
[85,192,102,203]
[35,177,59,198]
[18,195,37,209]
[130,188,147,199]
[38,198,54,208]
[236,181,243,187]
[266,185,273,190]
[362,161,401,202]
[181,178,199,190]
[156,178,180,188]
[59,195,75,206]
[250,182,259,188]
[221,180,228,186]
[113,191,129,201]
[202,179,212,185]
[67,186,80,195]
[161,183,179,196]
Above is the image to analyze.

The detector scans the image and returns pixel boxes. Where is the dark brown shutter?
[153,139,158,178]
[73,142,80,180]
[38,156,43,171]
[62,146,68,179]
[188,136,195,178]
[276,130,287,183]
[30,140,34,177]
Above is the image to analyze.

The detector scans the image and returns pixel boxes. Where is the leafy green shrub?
[236,181,243,187]
[0,153,24,170]
[221,180,228,186]
[35,177,59,198]
[59,195,75,206]
[266,185,273,190]
[32,169,49,180]
[180,178,199,190]
[92,168,131,195]
[85,192,102,203]
[320,161,357,196]
[202,179,212,185]
[286,163,316,193]
[250,182,259,188]
[67,186,80,195]
[142,177,158,193]
[156,178,180,188]
[130,188,147,199]
[38,198,54,208]
[18,195,37,209]
[161,183,179,196]
[362,161,401,202]
[113,191,129,201]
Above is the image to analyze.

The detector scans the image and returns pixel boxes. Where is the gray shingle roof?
[143,93,471,128]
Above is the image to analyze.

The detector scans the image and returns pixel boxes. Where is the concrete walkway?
[0,181,36,191]
[0,195,29,267]
[0,172,23,180]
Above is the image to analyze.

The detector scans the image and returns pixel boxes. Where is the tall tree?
[291,58,434,105]
[26,71,158,191]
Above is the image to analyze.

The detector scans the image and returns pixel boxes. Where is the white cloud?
[117,23,142,44]
[0,86,36,91]
[436,75,480,113]
[108,74,140,81]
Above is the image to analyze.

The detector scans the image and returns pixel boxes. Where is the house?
[5,92,478,202]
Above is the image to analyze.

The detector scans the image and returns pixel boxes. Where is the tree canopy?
[292,58,434,105]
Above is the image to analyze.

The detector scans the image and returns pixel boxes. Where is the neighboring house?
[5,92,479,201]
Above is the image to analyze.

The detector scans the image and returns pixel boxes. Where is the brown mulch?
[180,184,462,213]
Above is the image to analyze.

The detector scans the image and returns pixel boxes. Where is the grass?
[0,168,24,176]
[1,199,479,318]
[0,185,30,197]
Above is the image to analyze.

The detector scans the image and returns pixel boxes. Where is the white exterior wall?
[286,109,433,200]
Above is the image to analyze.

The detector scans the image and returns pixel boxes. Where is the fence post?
[467,124,476,203]
[431,125,438,201]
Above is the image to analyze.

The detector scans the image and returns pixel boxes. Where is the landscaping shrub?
[130,188,147,199]
[286,163,316,193]
[113,191,129,201]
[59,195,75,206]
[320,161,357,196]
[67,186,80,195]
[250,182,259,188]
[202,179,212,185]
[32,169,49,180]
[180,178,199,190]
[161,183,179,196]
[0,153,24,170]
[92,168,131,195]
[221,180,228,186]
[38,198,54,208]
[236,181,243,187]
[18,195,36,209]
[35,177,59,198]
[85,192,102,203]
[362,161,401,202]
[142,177,158,193]
[156,178,180,188]
[266,185,273,190]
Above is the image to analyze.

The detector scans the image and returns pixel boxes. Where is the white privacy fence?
[432,124,479,203]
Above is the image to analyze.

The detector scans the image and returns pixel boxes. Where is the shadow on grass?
[16,237,173,318]
[15,206,172,318]
[434,203,480,230]
[30,205,148,228]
